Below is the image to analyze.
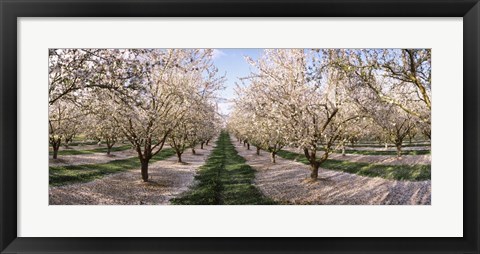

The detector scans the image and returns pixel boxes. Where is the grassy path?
[172,132,274,205]
[49,148,175,186]
[277,150,431,181]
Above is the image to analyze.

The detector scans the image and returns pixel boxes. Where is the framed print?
[1,0,479,253]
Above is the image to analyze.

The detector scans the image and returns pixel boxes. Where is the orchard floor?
[49,149,138,166]
[49,140,217,205]
[234,140,431,205]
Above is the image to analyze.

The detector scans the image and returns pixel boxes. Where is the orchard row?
[227,49,431,179]
[49,49,225,181]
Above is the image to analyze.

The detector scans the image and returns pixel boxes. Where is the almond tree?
[188,104,222,153]
[49,100,83,159]
[84,108,123,155]
[167,50,224,162]
[336,117,372,155]
[49,49,142,105]
[374,105,415,157]
[340,58,423,156]
[230,78,287,163]
[233,49,359,179]
[49,49,145,156]
[168,104,220,162]
[111,49,223,181]
[349,104,412,156]
[196,112,222,149]
[248,115,287,163]
[110,49,186,181]
[227,103,254,149]
[337,49,431,133]
[168,103,205,162]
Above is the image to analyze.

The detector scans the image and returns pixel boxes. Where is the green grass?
[337,149,431,156]
[66,141,101,146]
[277,150,430,181]
[171,132,275,205]
[50,145,132,155]
[349,143,430,148]
[49,148,175,186]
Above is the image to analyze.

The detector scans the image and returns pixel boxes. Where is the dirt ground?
[49,140,217,205]
[49,144,180,167]
[49,149,138,167]
[233,140,431,205]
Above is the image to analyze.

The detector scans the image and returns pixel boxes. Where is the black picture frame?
[1,0,479,253]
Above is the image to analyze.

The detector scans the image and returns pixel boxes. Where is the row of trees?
[49,49,224,181]
[228,49,431,180]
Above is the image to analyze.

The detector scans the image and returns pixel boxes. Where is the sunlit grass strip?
[49,144,132,156]
[49,148,175,186]
[338,149,431,156]
[277,150,431,181]
[172,132,275,205]
[347,143,431,148]
[67,141,100,146]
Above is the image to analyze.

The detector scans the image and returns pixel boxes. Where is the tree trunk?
[310,163,320,179]
[206,140,210,146]
[64,136,72,149]
[177,151,183,163]
[342,145,346,156]
[256,147,260,155]
[141,160,149,182]
[270,152,276,163]
[200,142,204,149]
[396,144,402,157]
[191,148,196,155]
[247,143,250,150]
[53,145,59,159]
[106,140,114,155]
[385,143,388,149]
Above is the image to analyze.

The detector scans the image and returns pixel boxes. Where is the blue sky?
[211,48,263,116]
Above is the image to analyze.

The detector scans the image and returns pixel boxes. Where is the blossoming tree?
[230,49,360,179]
